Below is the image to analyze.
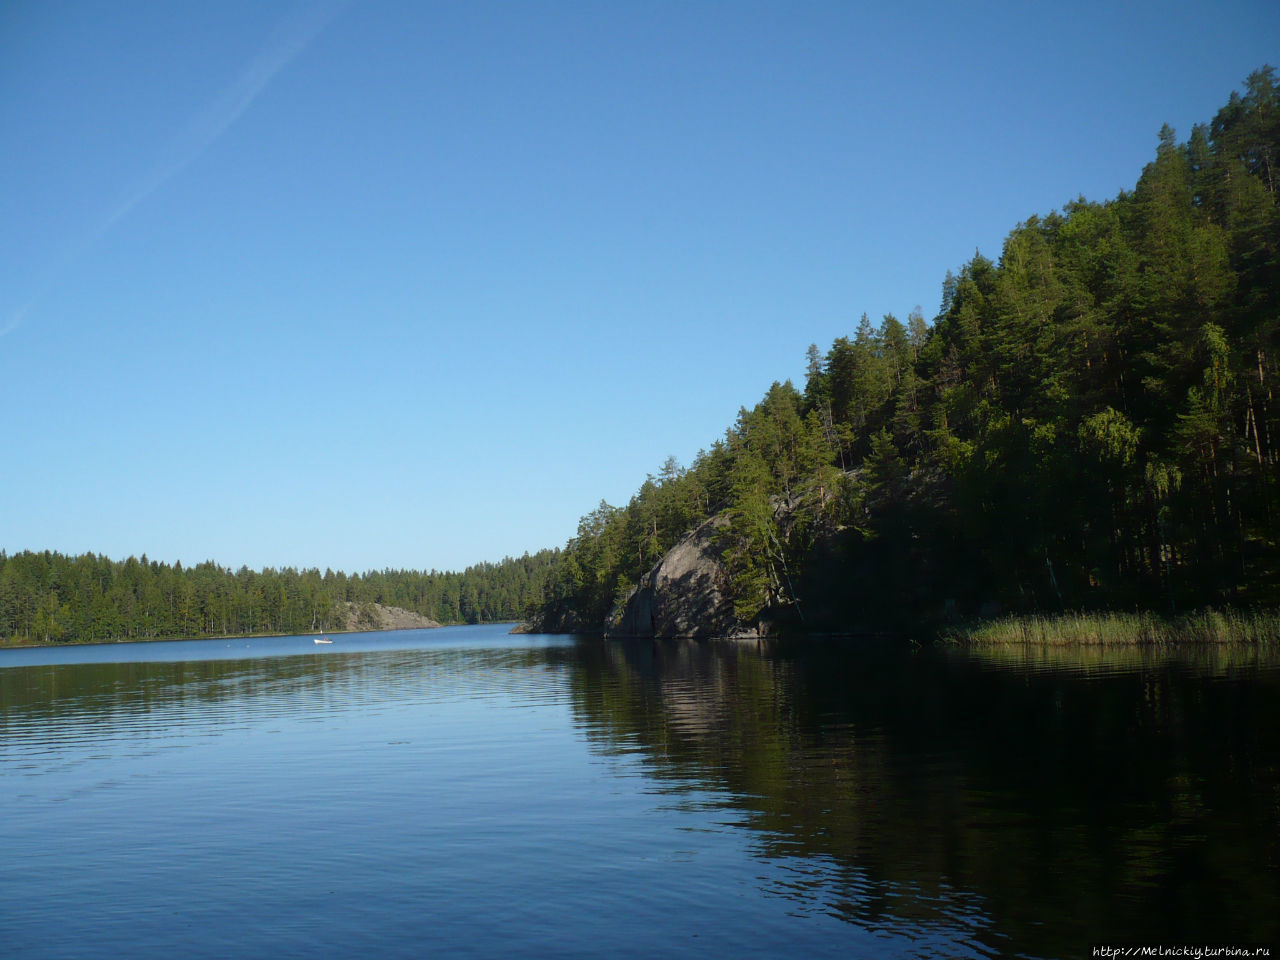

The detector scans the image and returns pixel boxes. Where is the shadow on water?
[561,636,1280,956]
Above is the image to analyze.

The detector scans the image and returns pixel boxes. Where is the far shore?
[0,619,522,651]
[0,623,439,651]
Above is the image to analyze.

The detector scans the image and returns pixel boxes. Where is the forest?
[0,549,559,644]
[533,68,1280,634]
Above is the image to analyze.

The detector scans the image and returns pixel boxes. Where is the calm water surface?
[3,625,1278,958]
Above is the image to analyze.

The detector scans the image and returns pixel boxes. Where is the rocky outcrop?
[606,516,759,639]
[335,602,442,631]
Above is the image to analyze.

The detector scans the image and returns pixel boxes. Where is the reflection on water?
[961,639,1280,676]
[566,638,1280,955]
[2,627,1278,958]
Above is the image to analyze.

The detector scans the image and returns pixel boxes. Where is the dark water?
[2,626,1278,958]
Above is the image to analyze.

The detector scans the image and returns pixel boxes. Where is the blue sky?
[2,1,1277,574]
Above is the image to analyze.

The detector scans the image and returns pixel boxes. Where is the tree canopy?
[535,67,1280,633]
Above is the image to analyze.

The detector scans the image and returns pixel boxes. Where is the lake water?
[3,625,1278,958]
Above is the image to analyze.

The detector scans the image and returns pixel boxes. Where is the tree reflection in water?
[563,637,1280,956]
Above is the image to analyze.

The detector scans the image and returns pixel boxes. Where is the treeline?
[538,68,1280,632]
[0,549,560,644]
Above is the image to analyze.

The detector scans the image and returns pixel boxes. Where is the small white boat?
[314,637,333,644]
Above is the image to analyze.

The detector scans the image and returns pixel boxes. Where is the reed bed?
[942,608,1280,646]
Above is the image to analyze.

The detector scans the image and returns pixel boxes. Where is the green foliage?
[944,607,1280,646]
[537,67,1280,632]
[0,548,562,644]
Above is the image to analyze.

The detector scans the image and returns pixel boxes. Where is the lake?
[2,624,1278,958]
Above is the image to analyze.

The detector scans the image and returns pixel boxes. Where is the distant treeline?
[536,67,1280,632]
[0,549,560,644]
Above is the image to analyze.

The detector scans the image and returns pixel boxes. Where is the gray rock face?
[335,601,442,631]
[607,516,757,639]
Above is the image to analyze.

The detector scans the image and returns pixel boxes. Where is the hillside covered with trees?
[534,68,1280,634]
[0,549,559,644]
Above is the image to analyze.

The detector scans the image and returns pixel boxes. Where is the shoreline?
[0,621,493,651]
[517,606,1280,647]
[9,608,1276,651]
[0,600,475,650]
[938,607,1280,647]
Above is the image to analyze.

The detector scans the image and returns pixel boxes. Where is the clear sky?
[2,1,1277,574]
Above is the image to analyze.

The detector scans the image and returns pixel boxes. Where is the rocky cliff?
[606,516,760,640]
[335,601,442,631]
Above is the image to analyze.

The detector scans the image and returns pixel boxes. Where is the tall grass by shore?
[942,608,1280,646]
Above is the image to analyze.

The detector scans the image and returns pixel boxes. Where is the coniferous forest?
[0,550,559,644]
[533,68,1280,634]
[5,69,1278,645]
